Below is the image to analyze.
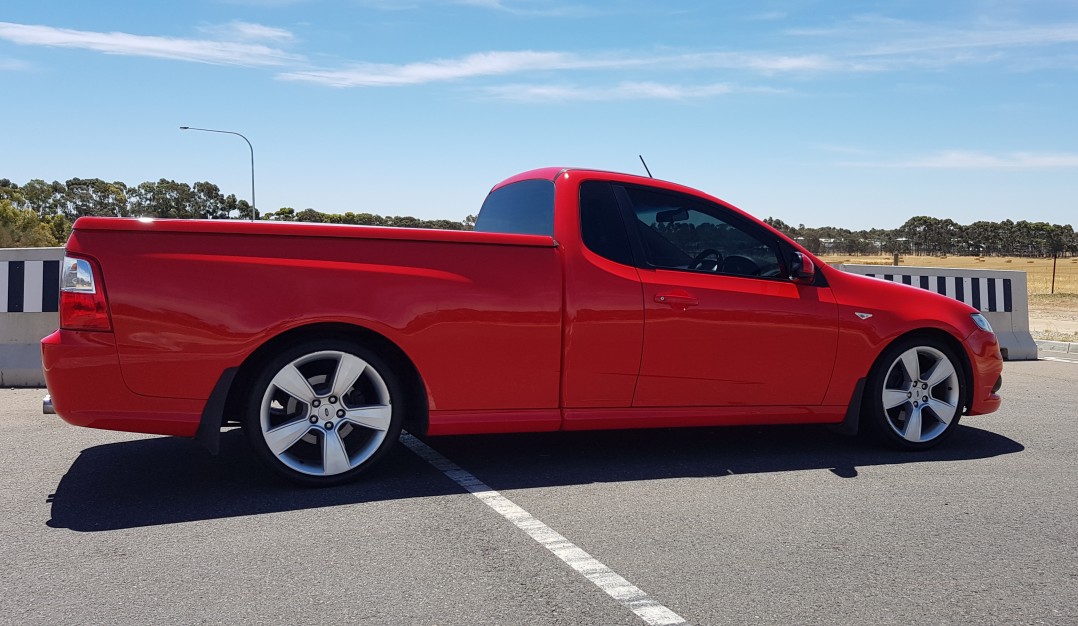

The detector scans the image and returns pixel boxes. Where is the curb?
[1035,340,1078,355]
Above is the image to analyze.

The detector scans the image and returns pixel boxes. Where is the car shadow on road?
[47,423,1023,532]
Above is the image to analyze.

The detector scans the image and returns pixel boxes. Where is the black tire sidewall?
[243,338,406,486]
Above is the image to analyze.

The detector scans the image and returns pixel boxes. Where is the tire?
[863,335,966,450]
[243,338,405,486]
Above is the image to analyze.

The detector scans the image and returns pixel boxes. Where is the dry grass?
[1028,293,1078,311]
[820,254,1078,296]
[1037,329,1078,342]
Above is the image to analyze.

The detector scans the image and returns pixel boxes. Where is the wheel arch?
[840,327,975,437]
[196,322,429,454]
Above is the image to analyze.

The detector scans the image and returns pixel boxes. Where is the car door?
[616,184,840,408]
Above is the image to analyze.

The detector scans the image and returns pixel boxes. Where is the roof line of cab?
[490,167,668,192]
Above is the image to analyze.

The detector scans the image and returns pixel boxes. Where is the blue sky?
[2,1,1076,229]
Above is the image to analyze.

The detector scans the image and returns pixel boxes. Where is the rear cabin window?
[474,179,555,236]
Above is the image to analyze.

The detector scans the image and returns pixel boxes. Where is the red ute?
[42,168,1003,486]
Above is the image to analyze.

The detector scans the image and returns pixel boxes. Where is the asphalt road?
[2,358,1076,625]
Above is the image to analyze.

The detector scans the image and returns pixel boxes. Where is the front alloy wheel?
[866,338,965,450]
[245,340,404,486]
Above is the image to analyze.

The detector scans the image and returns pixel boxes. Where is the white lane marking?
[1042,356,1078,364]
[400,434,689,626]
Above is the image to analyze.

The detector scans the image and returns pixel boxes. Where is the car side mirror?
[789,252,815,284]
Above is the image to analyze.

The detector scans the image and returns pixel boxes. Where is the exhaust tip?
[43,395,55,415]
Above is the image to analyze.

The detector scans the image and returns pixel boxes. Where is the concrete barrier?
[839,264,1038,361]
[1,247,64,387]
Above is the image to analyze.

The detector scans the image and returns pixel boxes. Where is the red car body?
[42,168,1002,482]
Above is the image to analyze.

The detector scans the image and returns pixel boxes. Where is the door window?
[623,186,783,278]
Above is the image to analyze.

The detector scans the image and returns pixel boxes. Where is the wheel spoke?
[883,389,911,410]
[323,428,352,475]
[272,364,317,404]
[901,408,924,442]
[265,417,314,455]
[899,349,921,382]
[258,346,397,481]
[924,358,956,387]
[330,353,369,400]
[926,398,958,425]
[343,404,392,432]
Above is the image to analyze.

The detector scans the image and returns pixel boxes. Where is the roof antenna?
[638,155,653,178]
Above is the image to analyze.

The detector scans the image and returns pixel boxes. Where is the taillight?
[59,255,112,331]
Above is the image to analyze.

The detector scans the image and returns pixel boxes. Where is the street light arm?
[180,126,257,221]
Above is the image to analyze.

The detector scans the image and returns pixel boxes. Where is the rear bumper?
[964,330,1003,416]
[41,330,204,437]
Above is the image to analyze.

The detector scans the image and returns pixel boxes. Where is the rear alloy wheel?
[244,339,404,486]
[865,337,965,450]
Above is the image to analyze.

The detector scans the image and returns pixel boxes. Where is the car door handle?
[655,291,699,307]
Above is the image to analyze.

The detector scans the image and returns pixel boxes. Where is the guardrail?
[1,247,64,387]
[839,264,1037,361]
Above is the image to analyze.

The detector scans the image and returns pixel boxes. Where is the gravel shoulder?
[1028,294,1078,342]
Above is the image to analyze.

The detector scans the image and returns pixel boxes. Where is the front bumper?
[964,330,1004,415]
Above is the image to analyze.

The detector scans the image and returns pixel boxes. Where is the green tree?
[63,178,129,218]
[129,179,196,218]
[191,182,230,219]
[294,208,325,222]
[763,217,798,237]
[0,199,61,247]
[264,207,296,221]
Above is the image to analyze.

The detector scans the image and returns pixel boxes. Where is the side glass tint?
[624,186,783,278]
[580,181,634,266]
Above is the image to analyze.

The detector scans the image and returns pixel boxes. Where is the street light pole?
[179,126,257,221]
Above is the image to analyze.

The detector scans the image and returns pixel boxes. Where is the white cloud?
[9,15,1074,96]
[485,81,786,102]
[679,51,843,73]
[216,0,312,6]
[853,150,1078,169]
[0,22,301,67]
[278,48,839,88]
[789,18,1078,70]
[815,144,875,156]
[279,50,609,86]
[0,57,32,71]
[434,0,599,17]
[859,23,1078,57]
[748,11,789,21]
[200,21,295,43]
[454,0,505,7]
[351,0,599,16]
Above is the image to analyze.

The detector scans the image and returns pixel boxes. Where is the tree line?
[0,176,475,247]
[763,215,1076,258]
[2,176,1074,256]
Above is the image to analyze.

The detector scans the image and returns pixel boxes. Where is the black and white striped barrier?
[0,247,64,386]
[839,264,1037,361]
